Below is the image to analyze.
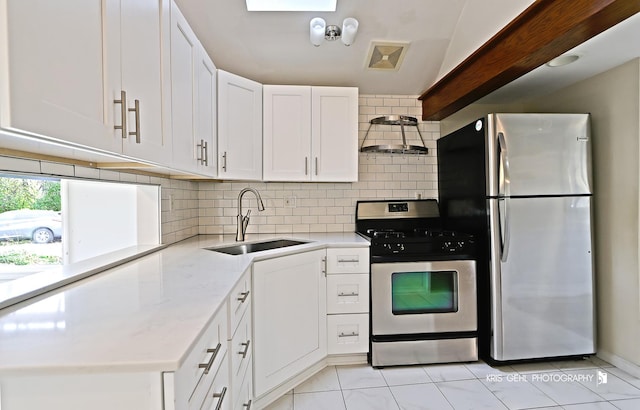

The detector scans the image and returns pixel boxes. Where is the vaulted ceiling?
[174,0,535,95]
[175,0,640,118]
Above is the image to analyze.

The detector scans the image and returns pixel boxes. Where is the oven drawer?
[327,313,369,354]
[326,248,369,274]
[327,274,369,314]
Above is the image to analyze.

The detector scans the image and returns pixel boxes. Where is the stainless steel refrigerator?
[437,113,596,362]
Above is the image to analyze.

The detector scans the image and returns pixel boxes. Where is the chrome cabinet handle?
[243,399,252,410]
[322,256,327,277]
[212,386,227,410]
[338,291,358,297]
[237,291,250,303]
[305,157,308,175]
[222,151,227,171]
[239,340,251,358]
[337,256,359,263]
[197,139,205,164]
[198,342,221,374]
[315,157,319,175]
[114,90,127,138]
[203,140,208,166]
[128,99,140,143]
[339,331,358,338]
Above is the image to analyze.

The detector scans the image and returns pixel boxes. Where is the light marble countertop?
[0,233,368,374]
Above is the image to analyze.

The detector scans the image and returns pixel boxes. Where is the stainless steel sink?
[206,239,309,255]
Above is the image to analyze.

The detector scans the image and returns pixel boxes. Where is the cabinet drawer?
[233,363,253,410]
[327,314,369,355]
[229,268,251,336]
[326,248,369,274]
[327,274,369,314]
[229,303,252,406]
[175,304,228,406]
[199,353,232,410]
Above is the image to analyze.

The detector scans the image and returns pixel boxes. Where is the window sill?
[0,244,167,311]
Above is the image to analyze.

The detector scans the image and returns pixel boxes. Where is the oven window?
[391,270,458,314]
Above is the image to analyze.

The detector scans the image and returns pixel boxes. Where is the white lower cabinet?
[165,303,229,409]
[200,353,231,410]
[234,365,253,410]
[252,249,327,398]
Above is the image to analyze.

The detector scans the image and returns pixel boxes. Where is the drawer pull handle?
[337,257,359,263]
[339,331,359,338]
[237,291,250,303]
[198,342,222,374]
[239,340,251,358]
[338,292,358,297]
[243,399,252,410]
[212,386,227,410]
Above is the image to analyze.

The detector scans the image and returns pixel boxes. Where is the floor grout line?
[276,360,640,410]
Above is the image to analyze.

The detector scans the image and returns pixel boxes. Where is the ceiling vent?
[366,42,409,71]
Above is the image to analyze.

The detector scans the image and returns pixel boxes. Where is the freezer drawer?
[489,196,595,361]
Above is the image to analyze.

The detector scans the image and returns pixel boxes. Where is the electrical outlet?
[284,196,297,208]
[169,194,175,211]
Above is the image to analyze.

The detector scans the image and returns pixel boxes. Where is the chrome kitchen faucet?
[236,187,265,241]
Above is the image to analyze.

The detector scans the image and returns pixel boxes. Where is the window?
[0,174,161,308]
[245,0,336,11]
[391,270,458,314]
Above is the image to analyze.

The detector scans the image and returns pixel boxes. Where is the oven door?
[371,260,477,335]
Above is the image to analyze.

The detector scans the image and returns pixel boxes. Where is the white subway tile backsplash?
[2,94,440,241]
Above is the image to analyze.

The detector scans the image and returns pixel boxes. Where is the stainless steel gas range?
[356,199,478,367]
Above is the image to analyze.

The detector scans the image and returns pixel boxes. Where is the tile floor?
[264,357,640,410]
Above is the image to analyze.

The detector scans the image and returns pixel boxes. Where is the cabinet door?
[195,46,217,176]
[0,0,113,150]
[119,0,169,164]
[311,87,359,182]
[252,250,327,398]
[263,85,311,181]
[217,70,262,180]
[169,2,198,173]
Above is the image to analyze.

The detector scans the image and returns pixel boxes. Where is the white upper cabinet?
[105,0,170,164]
[311,87,359,182]
[263,85,358,182]
[169,2,217,176]
[195,49,217,176]
[0,0,113,150]
[1,0,170,164]
[217,70,263,181]
[263,86,312,181]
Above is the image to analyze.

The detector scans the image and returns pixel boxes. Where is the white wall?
[439,59,640,369]
[520,59,640,369]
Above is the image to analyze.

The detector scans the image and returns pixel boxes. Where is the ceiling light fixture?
[310,17,359,46]
[546,54,581,67]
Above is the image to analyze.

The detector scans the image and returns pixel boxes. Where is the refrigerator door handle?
[497,132,511,197]
[499,197,511,262]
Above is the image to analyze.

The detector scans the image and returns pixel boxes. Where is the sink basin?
[206,239,309,255]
